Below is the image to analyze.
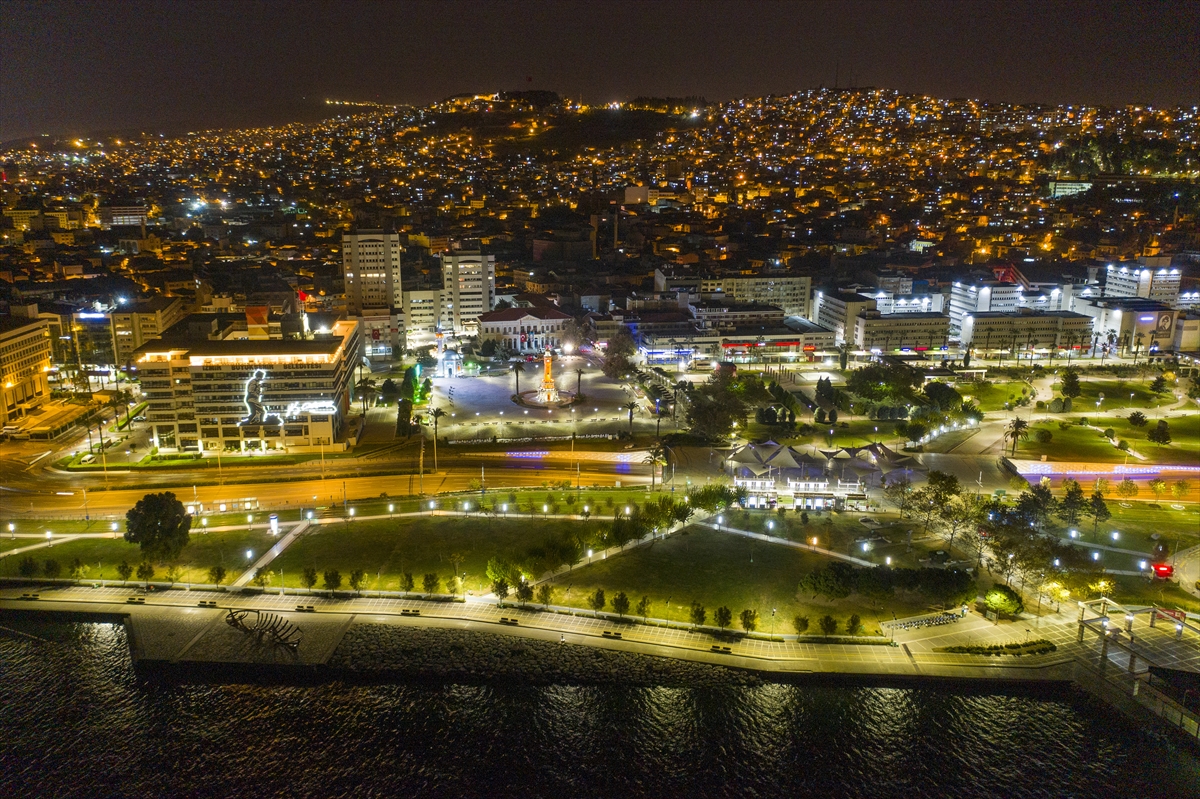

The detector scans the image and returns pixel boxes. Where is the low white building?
[478,307,573,354]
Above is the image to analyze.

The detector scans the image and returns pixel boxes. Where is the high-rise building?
[440,250,495,334]
[342,230,402,314]
[1101,261,1182,306]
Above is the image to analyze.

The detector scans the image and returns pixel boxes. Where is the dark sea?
[2,618,1198,799]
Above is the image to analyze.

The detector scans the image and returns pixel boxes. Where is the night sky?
[2,0,1197,139]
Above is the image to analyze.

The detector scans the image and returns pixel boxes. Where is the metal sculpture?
[225,608,302,650]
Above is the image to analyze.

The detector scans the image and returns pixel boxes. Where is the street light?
[46,531,53,547]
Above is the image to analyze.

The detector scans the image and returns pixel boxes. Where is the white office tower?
[1102,260,1182,306]
[441,250,495,335]
[343,230,402,314]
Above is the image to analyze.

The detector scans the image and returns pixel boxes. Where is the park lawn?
[0,538,33,554]
[1065,379,1168,411]
[1110,575,1200,616]
[1098,502,1200,552]
[3,519,123,536]
[543,526,940,634]
[1016,423,1120,463]
[338,487,677,521]
[960,381,1032,413]
[710,508,934,565]
[0,527,277,584]
[271,516,595,593]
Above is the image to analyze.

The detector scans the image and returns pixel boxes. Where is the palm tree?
[643,443,666,490]
[623,401,638,435]
[673,381,688,422]
[512,361,525,396]
[428,406,446,471]
[575,368,584,400]
[355,375,377,415]
[1004,417,1030,456]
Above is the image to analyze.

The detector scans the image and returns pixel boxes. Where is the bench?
[602,631,623,639]
[198,600,218,608]
[710,645,732,654]
[294,604,316,612]
[127,596,145,604]
[20,593,39,600]
[401,608,421,617]
[499,617,519,626]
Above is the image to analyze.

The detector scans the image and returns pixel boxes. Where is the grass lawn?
[544,526,947,634]
[1062,378,1170,411]
[1110,574,1200,615]
[271,516,597,592]
[960,381,1033,413]
[337,487,678,521]
[1018,413,1200,465]
[0,527,277,584]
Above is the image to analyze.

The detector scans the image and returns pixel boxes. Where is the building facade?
[342,230,402,314]
[959,310,1094,353]
[478,307,572,353]
[852,310,951,352]
[0,314,53,428]
[440,250,496,335]
[136,318,360,454]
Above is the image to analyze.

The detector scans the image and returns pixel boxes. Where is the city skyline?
[2,0,1199,140]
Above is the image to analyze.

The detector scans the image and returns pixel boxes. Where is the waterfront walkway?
[3,583,1198,687]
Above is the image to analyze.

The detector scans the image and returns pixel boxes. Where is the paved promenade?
[4,583,1197,688]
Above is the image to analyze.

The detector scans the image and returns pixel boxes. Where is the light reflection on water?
[1,619,1197,799]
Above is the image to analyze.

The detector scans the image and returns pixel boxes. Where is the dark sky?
[2,0,1197,139]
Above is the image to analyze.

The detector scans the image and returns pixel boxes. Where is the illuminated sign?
[239,368,338,426]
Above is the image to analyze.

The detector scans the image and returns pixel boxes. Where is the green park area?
[1015,412,1200,465]
[542,526,947,633]
[0,527,277,585]
[959,380,1034,413]
[270,515,597,593]
[1051,378,1176,411]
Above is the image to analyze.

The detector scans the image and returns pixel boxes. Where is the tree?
[602,327,636,378]
[1086,491,1111,538]
[1147,421,1171,447]
[739,608,759,633]
[401,572,415,594]
[714,605,733,629]
[689,602,707,629]
[984,585,1024,617]
[428,406,446,471]
[300,566,318,590]
[208,565,227,586]
[537,584,555,608]
[636,595,652,621]
[1004,418,1030,456]
[1093,477,1112,496]
[1055,479,1087,527]
[492,578,510,605]
[117,561,133,583]
[1128,411,1147,428]
[938,493,985,553]
[348,569,366,594]
[1116,478,1138,499]
[515,581,534,606]
[623,401,639,435]
[355,374,377,414]
[251,567,271,588]
[18,556,38,578]
[1060,368,1082,399]
[845,614,863,636]
[610,591,630,617]
[643,443,666,490]
[1173,480,1193,500]
[1034,428,1052,444]
[511,360,525,395]
[70,558,88,580]
[323,569,342,594]
[43,559,61,578]
[818,615,838,636]
[124,492,192,562]
[587,588,606,617]
[883,476,915,517]
[379,379,400,405]
[422,573,440,596]
[792,615,810,634]
[1149,375,1168,395]
[1148,478,1168,501]
[136,561,155,583]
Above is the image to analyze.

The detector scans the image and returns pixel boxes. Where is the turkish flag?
[298,290,310,302]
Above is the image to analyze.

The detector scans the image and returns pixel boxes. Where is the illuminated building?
[440,249,495,335]
[478,306,571,353]
[959,310,1093,353]
[342,230,402,314]
[0,309,53,428]
[853,310,951,353]
[1102,261,1182,306]
[135,315,360,454]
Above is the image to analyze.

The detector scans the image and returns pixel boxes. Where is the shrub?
[1048,398,1064,413]
[1103,428,1115,439]
[1117,439,1130,451]
[1062,398,1072,412]
[1034,429,1052,443]
[793,615,810,634]
[1035,400,1046,410]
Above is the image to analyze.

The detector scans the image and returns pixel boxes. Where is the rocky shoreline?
[327,623,764,687]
